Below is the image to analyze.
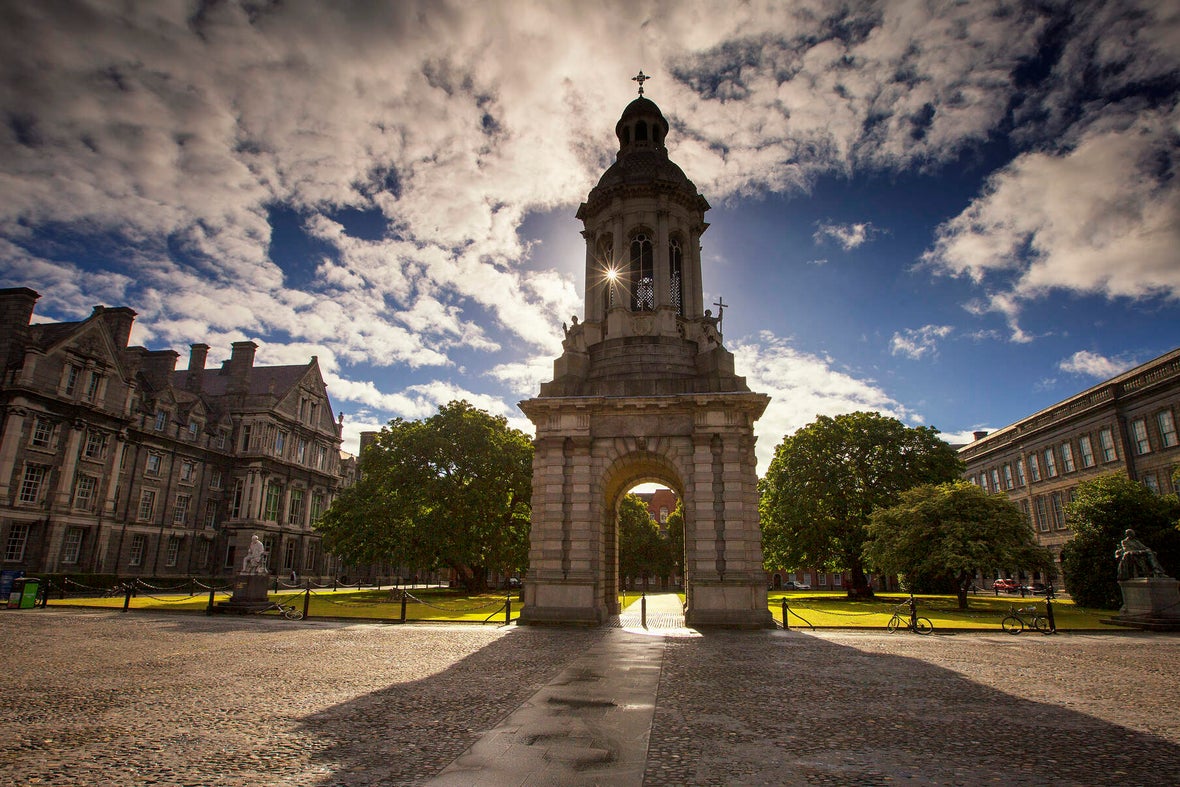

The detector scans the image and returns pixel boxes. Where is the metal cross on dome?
[632,70,650,95]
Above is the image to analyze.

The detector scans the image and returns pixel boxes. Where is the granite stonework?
[1110,577,1180,630]
[518,90,772,628]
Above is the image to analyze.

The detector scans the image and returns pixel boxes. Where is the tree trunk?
[956,571,971,610]
[845,562,875,599]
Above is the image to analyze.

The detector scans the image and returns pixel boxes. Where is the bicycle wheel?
[914,617,933,635]
[1033,615,1053,634]
[282,606,304,621]
[1001,615,1024,634]
[887,614,901,633]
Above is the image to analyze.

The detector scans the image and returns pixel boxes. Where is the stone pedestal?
[215,574,271,614]
[1110,577,1180,630]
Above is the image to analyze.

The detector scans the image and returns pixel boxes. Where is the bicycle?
[887,601,933,635]
[1001,604,1051,635]
[259,601,303,620]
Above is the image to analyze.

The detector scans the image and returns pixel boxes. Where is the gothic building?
[960,347,1180,566]
[0,287,347,579]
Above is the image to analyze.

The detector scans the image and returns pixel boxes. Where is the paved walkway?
[3,602,1180,785]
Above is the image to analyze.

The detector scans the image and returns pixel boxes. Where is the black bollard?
[781,598,789,629]
[505,594,512,624]
[303,582,311,620]
[1045,594,1057,633]
[400,590,408,623]
[641,592,647,629]
[122,583,133,612]
[206,587,215,616]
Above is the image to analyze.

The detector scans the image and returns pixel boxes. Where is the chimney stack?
[973,430,989,441]
[227,340,257,395]
[186,343,209,392]
[93,305,137,349]
[0,287,39,369]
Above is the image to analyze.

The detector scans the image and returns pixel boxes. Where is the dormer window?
[83,371,103,402]
[187,420,200,440]
[154,410,167,431]
[62,364,80,396]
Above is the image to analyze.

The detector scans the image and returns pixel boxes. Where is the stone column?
[52,420,85,509]
[0,404,28,500]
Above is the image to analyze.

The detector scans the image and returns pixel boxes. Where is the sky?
[2,0,1178,476]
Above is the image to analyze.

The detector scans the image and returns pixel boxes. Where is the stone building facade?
[519,88,772,627]
[0,287,348,579]
[959,347,1180,569]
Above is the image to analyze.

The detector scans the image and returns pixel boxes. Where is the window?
[1043,448,1057,478]
[137,489,157,521]
[4,523,29,562]
[287,488,305,525]
[1144,474,1160,494]
[629,232,655,311]
[73,475,97,511]
[1060,442,1076,473]
[1159,410,1178,448]
[195,539,210,568]
[217,430,227,450]
[154,410,167,431]
[1028,454,1041,482]
[315,445,327,470]
[61,527,84,564]
[187,421,200,441]
[1079,435,1095,468]
[173,494,191,525]
[1130,418,1151,455]
[263,536,276,570]
[63,364,80,396]
[83,430,106,459]
[978,473,989,492]
[145,453,163,477]
[296,438,307,464]
[210,469,223,490]
[18,465,47,504]
[1002,465,1014,490]
[659,506,669,523]
[203,501,218,528]
[1034,497,1050,532]
[224,544,236,570]
[989,468,1001,491]
[129,534,146,567]
[30,417,53,448]
[311,492,326,523]
[1051,493,1066,530]
[165,536,181,567]
[230,479,244,519]
[83,371,103,402]
[669,238,684,316]
[275,431,287,456]
[284,539,296,571]
[1015,458,1026,486]
[264,482,281,521]
[1019,499,1031,526]
[1099,428,1117,462]
[241,424,253,452]
[179,460,196,484]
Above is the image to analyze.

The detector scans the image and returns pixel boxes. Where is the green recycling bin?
[7,578,40,609]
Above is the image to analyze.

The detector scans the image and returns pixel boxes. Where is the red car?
[993,578,1021,593]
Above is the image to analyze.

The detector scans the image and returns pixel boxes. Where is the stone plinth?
[215,574,271,614]
[1109,577,1180,630]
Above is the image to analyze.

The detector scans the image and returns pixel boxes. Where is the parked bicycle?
[887,598,933,635]
[1001,604,1051,635]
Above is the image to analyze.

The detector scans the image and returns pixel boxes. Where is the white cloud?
[889,325,953,360]
[1058,350,1137,380]
[813,221,880,251]
[733,331,917,471]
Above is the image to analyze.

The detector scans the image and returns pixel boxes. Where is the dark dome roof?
[591,151,695,193]
[617,96,668,130]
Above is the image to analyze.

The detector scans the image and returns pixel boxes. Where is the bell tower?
[519,76,772,627]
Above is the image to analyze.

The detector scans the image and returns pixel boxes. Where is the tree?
[1060,474,1180,609]
[618,494,663,589]
[317,401,533,593]
[865,481,1055,609]
[759,411,963,598]
[663,501,685,588]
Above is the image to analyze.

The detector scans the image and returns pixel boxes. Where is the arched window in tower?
[635,120,648,141]
[629,232,654,311]
[598,235,617,312]
[669,237,683,316]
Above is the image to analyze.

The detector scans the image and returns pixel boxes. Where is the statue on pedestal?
[1115,529,1167,581]
[241,534,269,576]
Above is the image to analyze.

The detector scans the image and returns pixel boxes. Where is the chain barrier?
[402,590,506,613]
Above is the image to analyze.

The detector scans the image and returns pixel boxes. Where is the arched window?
[621,126,631,144]
[598,235,617,312]
[629,232,654,311]
[635,120,648,141]
[668,237,683,316]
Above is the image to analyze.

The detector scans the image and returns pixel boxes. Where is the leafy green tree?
[759,411,963,598]
[663,502,685,588]
[865,481,1055,609]
[1060,474,1180,609]
[317,401,533,593]
[618,493,663,589]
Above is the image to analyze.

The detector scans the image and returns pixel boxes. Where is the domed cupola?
[615,96,670,156]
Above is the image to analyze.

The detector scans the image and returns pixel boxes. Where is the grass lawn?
[48,586,520,623]
[769,590,1117,631]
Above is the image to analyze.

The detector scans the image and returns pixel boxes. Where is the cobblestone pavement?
[2,608,1179,786]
